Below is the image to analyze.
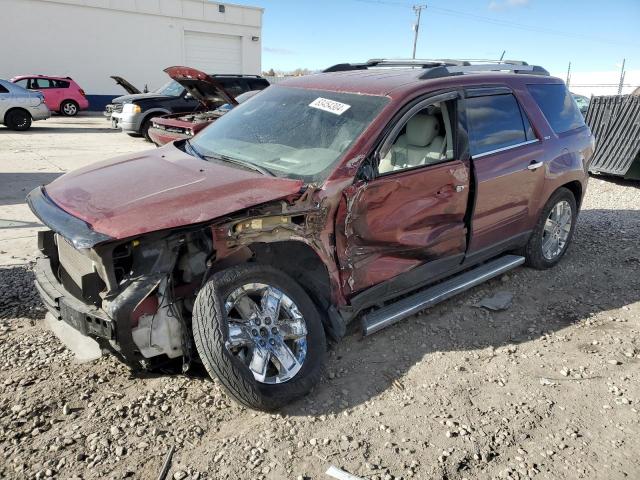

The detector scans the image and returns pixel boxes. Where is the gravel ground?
[0,177,638,480]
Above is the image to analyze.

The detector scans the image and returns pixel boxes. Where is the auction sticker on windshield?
[309,97,351,115]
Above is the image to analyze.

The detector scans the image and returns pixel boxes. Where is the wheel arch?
[3,106,31,124]
[249,241,332,315]
[139,109,170,129]
[211,240,341,339]
[560,180,583,210]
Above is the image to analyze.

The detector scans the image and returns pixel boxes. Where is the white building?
[1,0,263,109]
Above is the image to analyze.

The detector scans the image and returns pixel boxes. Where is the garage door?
[184,31,243,74]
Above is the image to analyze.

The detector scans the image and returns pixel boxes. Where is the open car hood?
[164,66,238,109]
[110,76,141,95]
[42,143,303,240]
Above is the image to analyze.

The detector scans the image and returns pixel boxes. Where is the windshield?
[190,86,389,182]
[154,80,184,97]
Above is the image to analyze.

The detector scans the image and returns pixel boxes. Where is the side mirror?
[357,159,376,182]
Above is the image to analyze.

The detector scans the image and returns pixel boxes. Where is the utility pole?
[617,58,626,95]
[412,4,427,59]
[566,61,571,87]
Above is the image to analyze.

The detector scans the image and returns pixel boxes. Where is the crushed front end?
[28,186,206,369]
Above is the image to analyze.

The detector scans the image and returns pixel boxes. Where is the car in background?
[11,75,88,116]
[0,79,50,130]
[571,92,590,115]
[103,76,148,120]
[109,70,269,141]
[148,66,267,146]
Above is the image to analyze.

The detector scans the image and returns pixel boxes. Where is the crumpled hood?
[44,144,304,240]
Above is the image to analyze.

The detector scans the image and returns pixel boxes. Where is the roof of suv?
[278,66,563,98]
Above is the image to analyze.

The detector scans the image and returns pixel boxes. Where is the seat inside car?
[379,113,445,173]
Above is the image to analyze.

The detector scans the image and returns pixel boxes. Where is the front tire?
[192,264,326,410]
[523,187,577,269]
[60,100,79,116]
[5,109,32,131]
[141,118,153,142]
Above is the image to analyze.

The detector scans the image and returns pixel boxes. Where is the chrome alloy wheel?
[224,283,308,384]
[542,200,572,260]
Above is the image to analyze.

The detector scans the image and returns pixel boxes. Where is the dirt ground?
[0,117,638,480]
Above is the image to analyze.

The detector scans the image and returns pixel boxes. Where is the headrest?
[406,114,440,147]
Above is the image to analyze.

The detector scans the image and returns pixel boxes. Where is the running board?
[362,255,525,336]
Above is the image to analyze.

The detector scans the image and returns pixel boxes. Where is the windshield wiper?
[205,153,275,177]
[185,140,205,160]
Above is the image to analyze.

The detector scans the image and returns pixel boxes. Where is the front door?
[463,87,546,258]
[336,94,470,296]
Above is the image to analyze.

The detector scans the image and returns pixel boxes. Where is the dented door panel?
[336,160,470,295]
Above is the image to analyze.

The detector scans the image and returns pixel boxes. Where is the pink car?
[10,75,89,116]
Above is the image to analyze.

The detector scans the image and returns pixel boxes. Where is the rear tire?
[5,109,32,131]
[192,264,326,411]
[60,100,79,116]
[523,187,577,269]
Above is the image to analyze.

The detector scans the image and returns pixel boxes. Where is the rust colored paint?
[44,143,303,239]
[336,161,470,294]
[468,143,546,252]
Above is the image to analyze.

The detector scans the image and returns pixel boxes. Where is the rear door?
[48,79,70,111]
[336,91,471,295]
[463,87,546,261]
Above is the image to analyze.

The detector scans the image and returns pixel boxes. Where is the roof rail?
[323,58,469,73]
[322,58,549,77]
[420,62,549,79]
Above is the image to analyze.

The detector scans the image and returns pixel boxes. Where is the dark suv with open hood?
[29,59,592,410]
[106,70,268,141]
[148,66,268,146]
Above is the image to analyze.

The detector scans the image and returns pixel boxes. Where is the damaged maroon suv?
[29,59,592,410]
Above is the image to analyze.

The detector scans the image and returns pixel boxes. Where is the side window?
[466,93,530,156]
[13,79,28,88]
[30,78,52,89]
[528,83,585,134]
[52,79,70,88]
[220,80,244,97]
[0,83,8,94]
[248,79,269,91]
[378,100,455,174]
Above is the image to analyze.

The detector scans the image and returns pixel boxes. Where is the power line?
[351,0,638,48]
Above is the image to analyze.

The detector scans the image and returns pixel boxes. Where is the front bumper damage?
[28,187,183,367]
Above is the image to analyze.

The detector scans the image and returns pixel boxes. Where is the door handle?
[527,161,543,170]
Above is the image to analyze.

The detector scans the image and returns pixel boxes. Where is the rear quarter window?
[53,80,70,88]
[527,83,585,134]
[248,79,269,90]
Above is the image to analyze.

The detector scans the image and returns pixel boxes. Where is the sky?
[229,0,640,95]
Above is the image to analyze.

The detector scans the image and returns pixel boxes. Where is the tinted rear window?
[528,83,585,134]
[466,93,531,156]
[30,78,52,89]
[248,79,269,90]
